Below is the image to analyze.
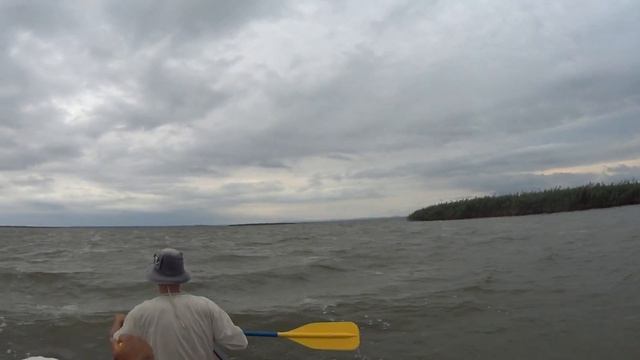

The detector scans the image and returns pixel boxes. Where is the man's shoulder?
[181,294,221,311]
[183,293,215,304]
[128,297,166,314]
[129,294,217,312]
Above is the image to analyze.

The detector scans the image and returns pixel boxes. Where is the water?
[2,205,640,359]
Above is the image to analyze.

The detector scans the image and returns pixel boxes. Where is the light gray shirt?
[114,293,247,360]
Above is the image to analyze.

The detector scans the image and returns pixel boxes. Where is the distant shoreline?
[227,222,297,227]
[0,224,297,229]
[0,225,59,228]
[408,181,640,221]
[0,217,399,228]
[0,222,303,229]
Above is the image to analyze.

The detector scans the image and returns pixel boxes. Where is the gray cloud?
[451,166,640,196]
[103,0,291,47]
[1,0,639,225]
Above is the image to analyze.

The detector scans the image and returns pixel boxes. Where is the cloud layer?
[1,0,639,225]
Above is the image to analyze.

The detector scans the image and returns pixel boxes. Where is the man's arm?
[112,335,155,360]
[110,313,126,341]
[110,313,126,359]
[110,312,154,360]
[211,305,248,350]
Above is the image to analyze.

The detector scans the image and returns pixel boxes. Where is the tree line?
[408,181,640,221]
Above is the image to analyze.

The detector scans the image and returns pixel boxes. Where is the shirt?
[113,293,248,360]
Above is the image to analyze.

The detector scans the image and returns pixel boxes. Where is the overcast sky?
[1,0,639,226]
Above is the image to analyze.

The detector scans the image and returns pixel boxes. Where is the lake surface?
[2,205,640,359]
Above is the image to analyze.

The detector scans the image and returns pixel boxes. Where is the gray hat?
[147,248,191,284]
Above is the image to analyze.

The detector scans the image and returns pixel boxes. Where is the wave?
[0,269,97,285]
[217,261,348,284]
[215,253,272,260]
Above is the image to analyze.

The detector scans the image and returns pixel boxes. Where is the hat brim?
[147,265,191,284]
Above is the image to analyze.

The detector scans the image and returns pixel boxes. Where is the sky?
[1,0,639,226]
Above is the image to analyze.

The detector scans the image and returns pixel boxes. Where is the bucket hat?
[147,248,191,284]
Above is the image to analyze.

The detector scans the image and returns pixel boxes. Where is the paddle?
[244,321,360,351]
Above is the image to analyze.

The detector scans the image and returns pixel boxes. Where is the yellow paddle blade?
[278,321,360,351]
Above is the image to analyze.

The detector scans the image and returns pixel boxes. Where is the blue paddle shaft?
[244,330,278,337]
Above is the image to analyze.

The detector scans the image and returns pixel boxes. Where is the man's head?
[147,248,191,284]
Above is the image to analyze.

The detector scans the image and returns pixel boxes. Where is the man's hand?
[114,314,126,328]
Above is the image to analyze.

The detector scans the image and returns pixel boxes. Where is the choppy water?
[2,206,640,359]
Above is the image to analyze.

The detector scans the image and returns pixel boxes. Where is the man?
[110,248,248,360]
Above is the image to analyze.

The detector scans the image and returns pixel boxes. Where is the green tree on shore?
[408,181,640,221]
